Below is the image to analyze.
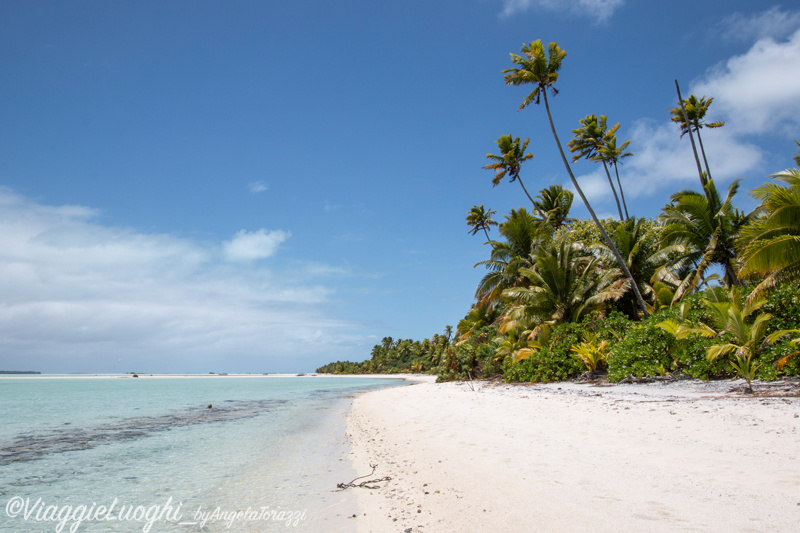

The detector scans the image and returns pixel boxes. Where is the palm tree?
[474,208,543,309]
[466,205,498,243]
[533,185,576,229]
[568,114,624,220]
[670,93,724,181]
[500,238,629,327]
[485,135,543,216]
[456,305,500,346]
[738,168,800,296]
[503,39,648,316]
[672,82,707,187]
[593,217,672,316]
[599,132,633,219]
[659,178,746,301]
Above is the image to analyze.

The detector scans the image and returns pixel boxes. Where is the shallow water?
[0,376,403,532]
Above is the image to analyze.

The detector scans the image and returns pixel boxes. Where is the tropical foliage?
[737,169,800,296]
[317,37,800,391]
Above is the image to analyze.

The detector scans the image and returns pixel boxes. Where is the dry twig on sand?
[336,463,391,491]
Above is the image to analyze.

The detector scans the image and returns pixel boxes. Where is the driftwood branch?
[336,463,391,491]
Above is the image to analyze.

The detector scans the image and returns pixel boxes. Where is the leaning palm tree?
[599,132,633,219]
[503,39,648,316]
[670,93,724,181]
[738,168,800,297]
[485,135,544,217]
[534,185,576,229]
[466,205,498,243]
[568,114,624,220]
[659,178,746,301]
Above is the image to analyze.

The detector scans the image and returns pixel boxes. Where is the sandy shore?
[345,379,800,532]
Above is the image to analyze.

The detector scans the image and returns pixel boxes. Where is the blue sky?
[2,0,800,373]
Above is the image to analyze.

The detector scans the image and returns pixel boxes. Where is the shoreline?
[0,372,436,380]
[345,378,800,532]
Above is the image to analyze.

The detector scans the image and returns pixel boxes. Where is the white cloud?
[571,118,763,208]
[500,0,624,23]
[574,28,800,206]
[248,181,268,193]
[0,189,363,373]
[693,28,800,135]
[715,6,800,43]
[222,229,290,262]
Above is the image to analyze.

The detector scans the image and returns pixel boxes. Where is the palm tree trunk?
[542,90,649,317]
[675,80,707,187]
[695,124,713,181]
[482,227,491,242]
[516,176,547,219]
[613,164,630,219]
[602,160,624,220]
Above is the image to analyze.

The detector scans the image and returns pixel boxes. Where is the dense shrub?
[502,345,585,382]
[606,287,800,382]
[502,315,629,382]
[607,320,677,381]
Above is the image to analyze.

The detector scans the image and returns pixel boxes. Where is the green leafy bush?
[607,320,677,381]
[502,316,625,382]
[502,345,585,382]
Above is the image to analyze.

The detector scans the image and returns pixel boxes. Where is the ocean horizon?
[0,375,406,532]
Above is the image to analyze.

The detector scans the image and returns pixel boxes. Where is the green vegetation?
[317,39,800,391]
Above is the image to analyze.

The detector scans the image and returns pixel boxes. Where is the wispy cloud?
[576,27,800,207]
[500,0,625,23]
[0,189,362,372]
[714,6,800,43]
[222,229,290,262]
[572,118,762,209]
[694,27,800,135]
[248,181,268,193]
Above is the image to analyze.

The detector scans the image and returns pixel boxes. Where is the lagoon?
[0,375,404,532]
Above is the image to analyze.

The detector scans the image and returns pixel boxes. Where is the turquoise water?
[0,376,403,533]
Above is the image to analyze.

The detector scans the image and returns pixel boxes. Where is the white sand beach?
[345,379,800,533]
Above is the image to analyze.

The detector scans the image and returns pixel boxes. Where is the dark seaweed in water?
[0,398,287,465]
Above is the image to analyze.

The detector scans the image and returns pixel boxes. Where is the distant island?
[0,370,41,374]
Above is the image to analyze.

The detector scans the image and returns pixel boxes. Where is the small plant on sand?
[570,332,610,374]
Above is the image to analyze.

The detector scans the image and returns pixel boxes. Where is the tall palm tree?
[501,238,629,327]
[503,39,649,316]
[533,185,576,229]
[474,208,543,309]
[568,114,624,220]
[670,93,724,181]
[485,135,543,217]
[599,132,633,219]
[738,168,800,297]
[659,178,746,301]
[466,205,498,243]
[672,81,708,187]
